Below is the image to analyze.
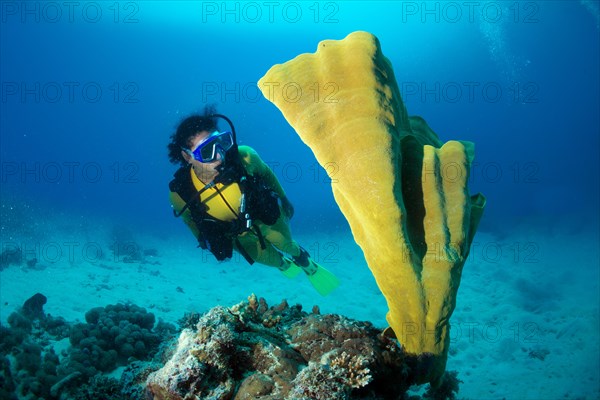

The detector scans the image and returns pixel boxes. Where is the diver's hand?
[281,196,294,219]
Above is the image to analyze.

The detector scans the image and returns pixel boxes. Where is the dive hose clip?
[240,193,252,230]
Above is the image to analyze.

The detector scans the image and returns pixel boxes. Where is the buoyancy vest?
[190,168,242,222]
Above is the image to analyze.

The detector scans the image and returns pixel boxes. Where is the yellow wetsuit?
[169,145,301,267]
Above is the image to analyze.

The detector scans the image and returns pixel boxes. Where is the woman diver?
[167,105,339,296]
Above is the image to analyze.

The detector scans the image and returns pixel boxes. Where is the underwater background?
[1,1,598,399]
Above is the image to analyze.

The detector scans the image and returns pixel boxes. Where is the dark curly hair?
[167,104,219,165]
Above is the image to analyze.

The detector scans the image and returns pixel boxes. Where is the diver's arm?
[279,195,294,219]
[239,145,294,218]
[169,191,207,247]
[238,146,287,198]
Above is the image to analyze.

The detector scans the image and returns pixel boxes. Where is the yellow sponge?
[258,31,485,386]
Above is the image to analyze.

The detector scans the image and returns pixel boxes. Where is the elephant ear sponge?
[258,30,485,386]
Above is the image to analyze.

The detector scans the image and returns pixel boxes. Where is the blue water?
[1,1,599,399]
[1,1,598,233]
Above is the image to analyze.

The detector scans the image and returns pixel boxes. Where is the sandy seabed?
[1,218,598,400]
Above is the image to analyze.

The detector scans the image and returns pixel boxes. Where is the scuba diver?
[167,105,340,296]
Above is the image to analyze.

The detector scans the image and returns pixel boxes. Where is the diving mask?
[184,130,234,163]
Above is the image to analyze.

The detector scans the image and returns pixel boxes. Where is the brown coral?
[145,296,434,400]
